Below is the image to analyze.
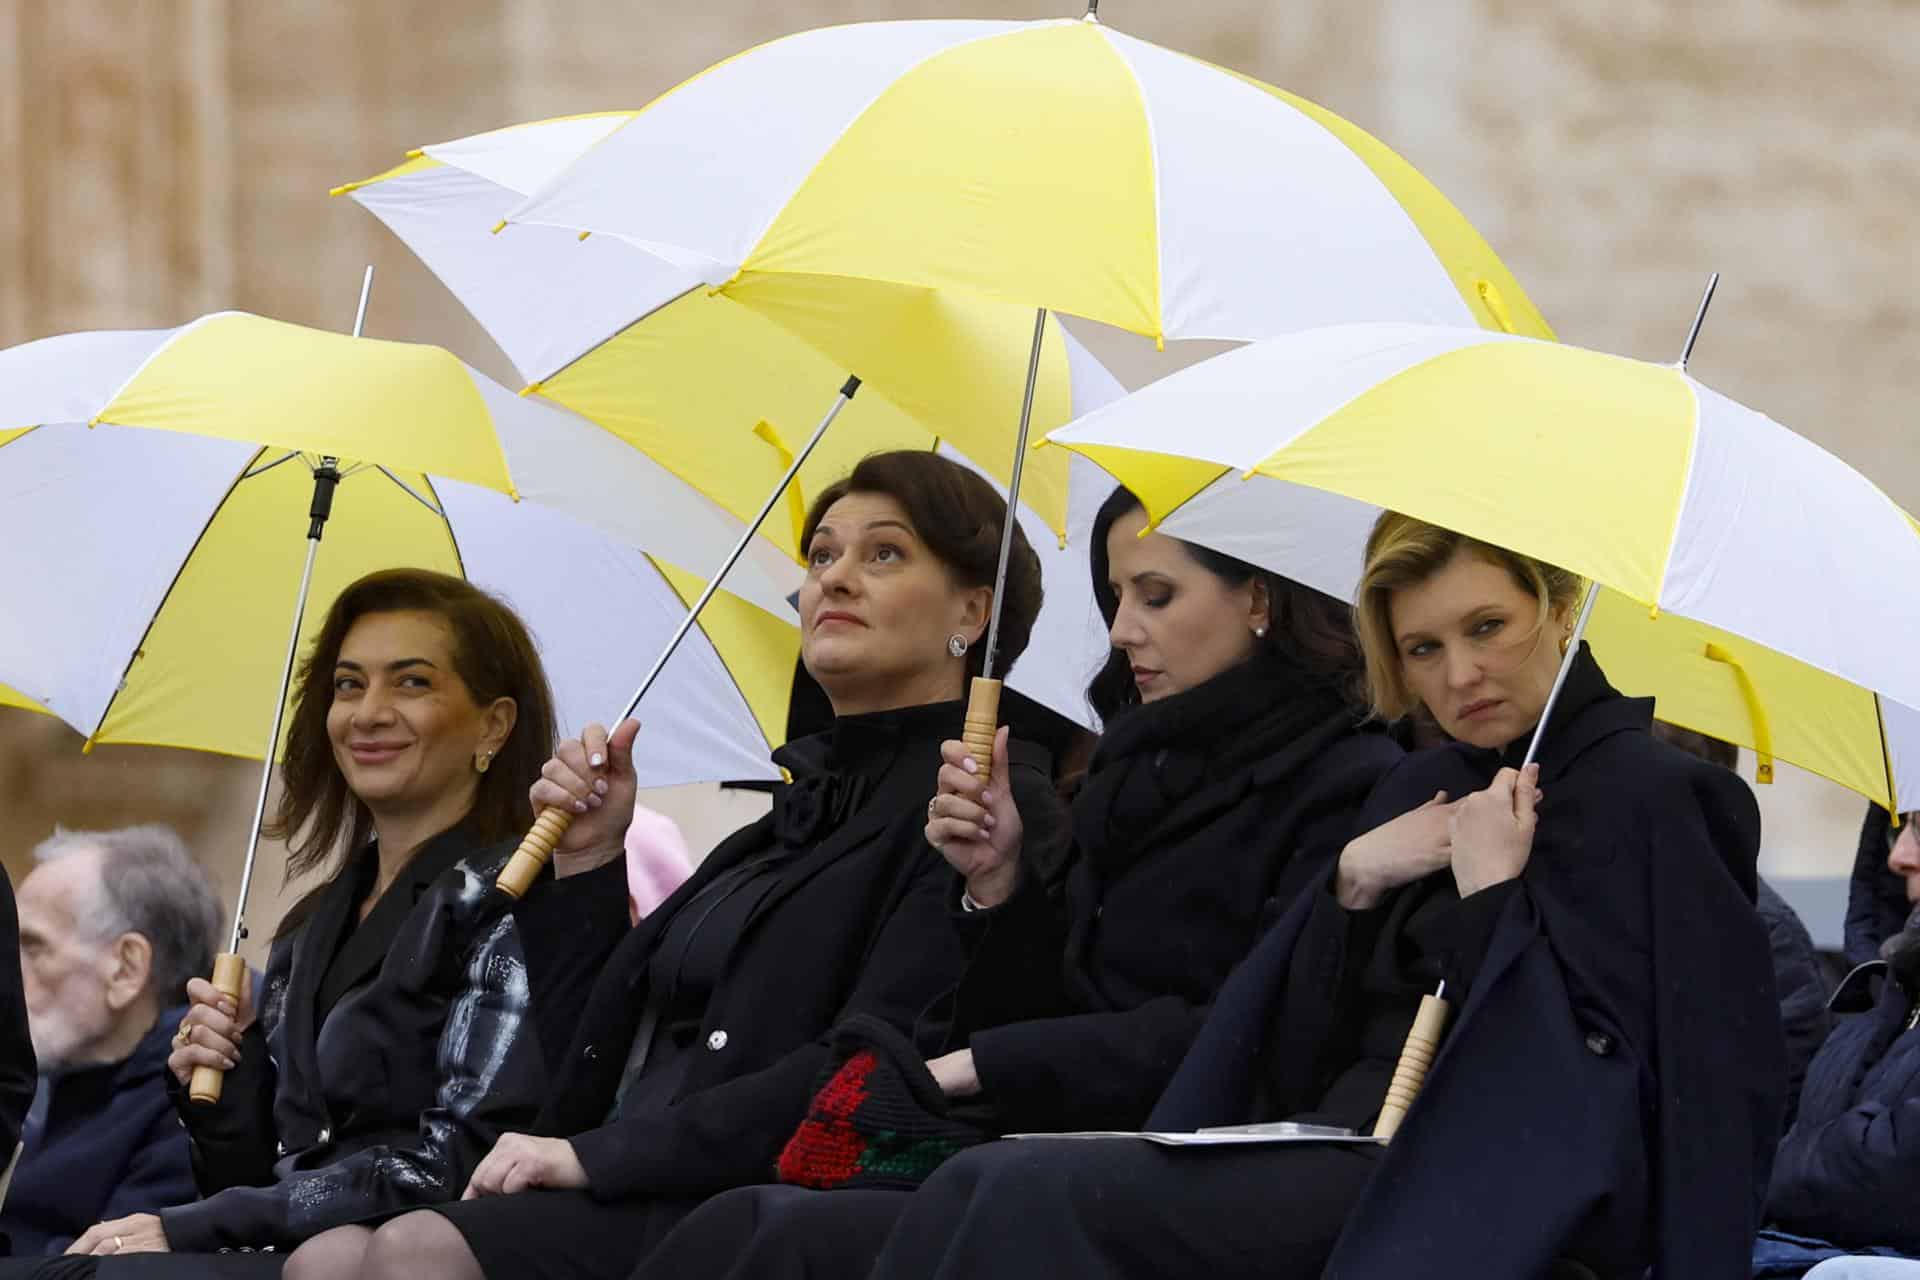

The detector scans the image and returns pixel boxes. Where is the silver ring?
[927,797,938,820]
[114,1236,124,1253]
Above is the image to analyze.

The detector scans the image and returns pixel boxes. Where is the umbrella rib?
[372,465,447,518]
[82,445,270,749]
[1876,695,1900,816]
[417,474,466,579]
[239,449,306,481]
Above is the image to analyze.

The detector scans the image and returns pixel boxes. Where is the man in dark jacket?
[2,825,219,1254]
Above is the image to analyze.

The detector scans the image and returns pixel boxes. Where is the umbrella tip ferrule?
[404,147,424,159]
[520,381,544,397]
[490,219,508,236]
[327,182,354,198]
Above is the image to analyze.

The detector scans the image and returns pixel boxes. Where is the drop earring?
[474,749,494,774]
[947,633,970,659]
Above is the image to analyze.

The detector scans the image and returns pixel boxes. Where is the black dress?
[429,701,1063,1280]
[851,646,1783,1280]
[626,657,1404,1280]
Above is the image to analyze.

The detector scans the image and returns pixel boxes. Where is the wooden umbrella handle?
[961,677,1003,787]
[496,805,575,900]
[1372,992,1452,1141]
[188,953,250,1105]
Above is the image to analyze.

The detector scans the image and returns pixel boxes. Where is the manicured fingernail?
[981,791,994,806]
[983,814,996,828]
[573,800,588,814]
[590,753,604,767]
[587,793,603,808]
[218,1000,236,1016]
[225,1057,237,1069]
[594,779,608,796]
[963,758,978,774]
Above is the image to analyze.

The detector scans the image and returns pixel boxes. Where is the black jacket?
[1153,647,1784,1279]
[1757,878,1834,1132]
[945,660,1400,1133]
[160,822,621,1251]
[1765,948,1920,1253]
[0,1012,195,1255]
[0,869,35,1195]
[542,701,1062,1202]
[1846,805,1908,969]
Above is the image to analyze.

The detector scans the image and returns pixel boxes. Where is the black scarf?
[769,700,963,849]
[1071,657,1352,880]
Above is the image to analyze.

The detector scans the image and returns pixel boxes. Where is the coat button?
[317,1126,331,1145]
[706,1030,729,1051]
[584,1043,598,1062]
[1584,1031,1615,1057]
[275,1140,287,1158]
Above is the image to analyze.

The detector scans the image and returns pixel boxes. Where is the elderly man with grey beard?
[2,827,220,1256]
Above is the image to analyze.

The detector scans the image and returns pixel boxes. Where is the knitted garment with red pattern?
[777,1014,988,1190]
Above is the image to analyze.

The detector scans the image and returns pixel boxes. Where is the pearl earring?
[947,634,970,659]
[1253,625,1269,638]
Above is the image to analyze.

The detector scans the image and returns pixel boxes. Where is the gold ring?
[175,1025,191,1048]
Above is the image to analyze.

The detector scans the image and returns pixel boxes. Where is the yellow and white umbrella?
[502,16,1552,345]
[1045,321,1920,811]
[335,113,1127,546]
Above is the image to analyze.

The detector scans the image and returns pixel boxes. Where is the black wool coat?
[160,822,623,1252]
[1153,649,1785,1279]
[946,661,1400,1134]
[540,701,1063,1203]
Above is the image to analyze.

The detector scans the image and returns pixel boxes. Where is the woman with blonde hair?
[847,511,1785,1280]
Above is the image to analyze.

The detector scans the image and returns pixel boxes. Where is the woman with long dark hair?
[620,483,1402,1279]
[51,568,597,1273]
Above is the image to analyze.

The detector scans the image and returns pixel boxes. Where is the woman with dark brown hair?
[288,451,1063,1280]
[47,567,597,1273]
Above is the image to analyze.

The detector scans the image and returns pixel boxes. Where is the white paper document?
[1006,1122,1386,1148]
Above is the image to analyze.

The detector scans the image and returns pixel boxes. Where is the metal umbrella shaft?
[495,374,864,899]
[1520,271,1719,772]
[962,307,1049,785]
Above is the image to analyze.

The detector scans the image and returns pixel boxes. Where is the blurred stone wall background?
[1,0,1913,956]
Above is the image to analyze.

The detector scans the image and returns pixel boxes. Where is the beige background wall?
[1,0,1913,954]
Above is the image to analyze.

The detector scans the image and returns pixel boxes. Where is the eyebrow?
[810,519,918,541]
[334,658,439,673]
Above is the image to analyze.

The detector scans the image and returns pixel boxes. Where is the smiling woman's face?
[324,610,501,816]
[1388,547,1569,749]
[798,492,988,715]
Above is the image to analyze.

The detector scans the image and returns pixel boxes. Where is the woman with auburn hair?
[838,511,1783,1280]
[288,451,1064,1280]
[45,568,625,1275]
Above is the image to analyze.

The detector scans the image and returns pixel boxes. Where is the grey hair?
[32,825,224,1005]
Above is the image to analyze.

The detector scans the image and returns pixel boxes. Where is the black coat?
[1766,951,1920,1253]
[0,868,34,1185]
[945,660,1400,1133]
[542,702,1062,1203]
[0,1013,194,1255]
[1153,648,1784,1279]
[159,822,623,1251]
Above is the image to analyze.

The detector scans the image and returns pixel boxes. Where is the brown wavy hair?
[269,568,558,903]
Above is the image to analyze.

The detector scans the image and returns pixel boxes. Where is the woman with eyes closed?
[287,451,1063,1280]
[616,483,1402,1280]
[835,511,1784,1280]
[31,568,585,1278]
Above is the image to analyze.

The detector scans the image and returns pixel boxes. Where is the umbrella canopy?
[500,18,1552,345]
[1045,322,1920,810]
[0,317,814,782]
[336,114,1126,544]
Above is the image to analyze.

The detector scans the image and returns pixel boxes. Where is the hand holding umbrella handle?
[962,677,1004,786]
[1372,989,1451,1141]
[188,953,250,1105]
[497,806,575,901]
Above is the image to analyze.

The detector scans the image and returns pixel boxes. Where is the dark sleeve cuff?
[1419,880,1523,996]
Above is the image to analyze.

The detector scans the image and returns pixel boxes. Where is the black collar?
[1474,643,1651,784]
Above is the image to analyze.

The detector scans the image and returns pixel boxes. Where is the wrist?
[553,842,624,879]
[965,863,1020,910]
[1334,846,1381,911]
